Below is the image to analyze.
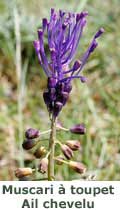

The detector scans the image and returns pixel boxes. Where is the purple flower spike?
[34,9,104,117]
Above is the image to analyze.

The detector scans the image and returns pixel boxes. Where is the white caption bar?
[0,181,119,209]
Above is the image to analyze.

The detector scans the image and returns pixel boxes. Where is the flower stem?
[56,126,69,132]
[55,140,63,147]
[40,129,51,135]
[48,116,56,181]
[54,157,69,165]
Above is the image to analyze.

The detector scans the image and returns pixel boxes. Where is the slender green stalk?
[48,116,56,181]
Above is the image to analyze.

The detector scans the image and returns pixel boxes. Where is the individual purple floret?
[33,9,104,118]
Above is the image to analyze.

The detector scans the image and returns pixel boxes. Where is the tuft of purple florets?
[34,9,104,118]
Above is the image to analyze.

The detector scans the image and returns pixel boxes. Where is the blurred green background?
[0,0,120,180]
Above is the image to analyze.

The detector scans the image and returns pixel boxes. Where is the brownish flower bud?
[69,161,86,174]
[61,144,73,160]
[22,139,38,150]
[34,146,46,158]
[55,156,65,165]
[66,140,80,151]
[15,167,33,178]
[70,124,86,134]
[25,128,40,139]
[38,158,48,174]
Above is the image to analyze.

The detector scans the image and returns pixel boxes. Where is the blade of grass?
[14,5,24,167]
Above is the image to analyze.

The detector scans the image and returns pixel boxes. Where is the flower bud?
[79,11,88,19]
[43,90,54,112]
[73,60,81,70]
[89,40,98,53]
[70,124,86,134]
[61,144,73,160]
[76,13,81,22]
[66,140,80,151]
[33,40,40,53]
[64,83,72,93]
[69,161,86,174]
[42,18,48,31]
[22,139,38,150]
[47,77,57,88]
[34,146,46,158]
[56,82,65,93]
[49,88,56,101]
[38,158,48,174]
[25,128,39,139]
[95,28,104,39]
[80,76,87,83]
[43,90,50,105]
[53,102,63,117]
[15,168,33,178]
[62,22,68,30]
[48,102,54,112]
[58,91,69,105]
[55,156,65,165]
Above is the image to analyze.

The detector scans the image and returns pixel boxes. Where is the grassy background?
[0,0,120,180]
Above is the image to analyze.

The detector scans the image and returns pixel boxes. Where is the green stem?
[48,116,56,181]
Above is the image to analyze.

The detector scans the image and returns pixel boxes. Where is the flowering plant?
[15,9,104,181]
